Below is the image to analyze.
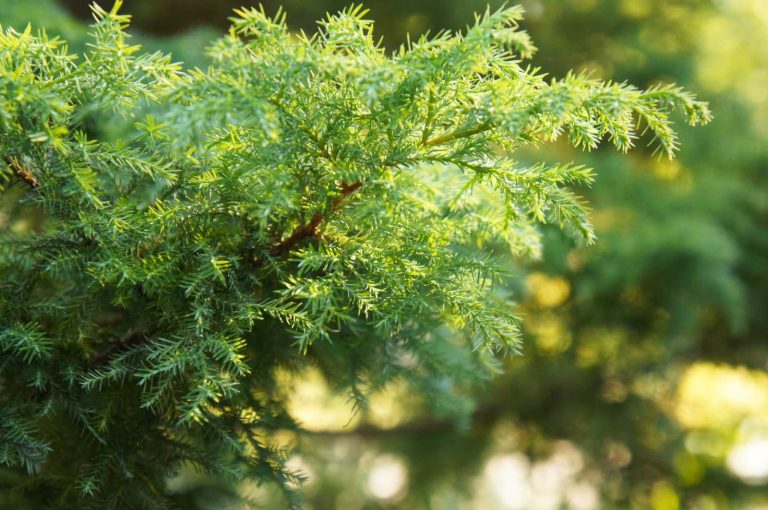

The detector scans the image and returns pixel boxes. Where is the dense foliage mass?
[0,2,709,508]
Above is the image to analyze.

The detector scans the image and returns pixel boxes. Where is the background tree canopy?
[1,0,766,509]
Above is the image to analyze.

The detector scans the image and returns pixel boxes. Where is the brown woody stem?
[4,156,40,188]
[254,180,362,265]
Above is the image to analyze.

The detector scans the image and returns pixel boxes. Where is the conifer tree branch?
[254,180,363,265]
[89,328,151,366]
[423,122,493,147]
[0,3,710,504]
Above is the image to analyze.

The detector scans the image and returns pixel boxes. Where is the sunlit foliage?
[0,2,708,508]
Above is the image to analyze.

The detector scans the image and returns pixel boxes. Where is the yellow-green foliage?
[0,2,708,508]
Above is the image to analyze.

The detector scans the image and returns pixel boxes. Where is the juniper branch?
[423,122,494,147]
[0,3,709,506]
[89,328,152,366]
[254,180,363,265]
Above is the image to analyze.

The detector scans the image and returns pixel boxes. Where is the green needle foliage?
[0,2,709,508]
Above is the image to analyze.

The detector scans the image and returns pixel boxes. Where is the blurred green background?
[2,0,766,508]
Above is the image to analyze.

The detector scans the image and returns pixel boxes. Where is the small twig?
[4,156,40,188]
[330,180,364,212]
[423,122,492,147]
[420,89,437,145]
[253,180,363,266]
[266,211,324,259]
[90,329,151,366]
